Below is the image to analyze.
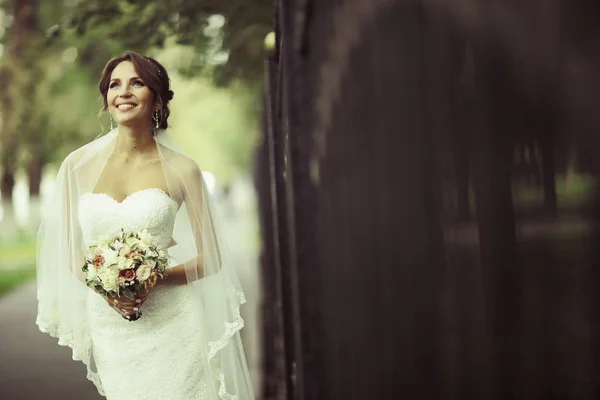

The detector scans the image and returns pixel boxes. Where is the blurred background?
[0,0,271,399]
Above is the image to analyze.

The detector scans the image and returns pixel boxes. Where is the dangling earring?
[110,115,114,130]
[153,110,160,129]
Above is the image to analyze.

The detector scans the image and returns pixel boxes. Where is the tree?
[0,0,271,203]
[0,0,112,198]
[0,0,41,201]
[66,0,273,86]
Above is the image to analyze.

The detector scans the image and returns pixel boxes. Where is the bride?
[35,52,255,400]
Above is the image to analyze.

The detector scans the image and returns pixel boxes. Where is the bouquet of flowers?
[82,229,169,301]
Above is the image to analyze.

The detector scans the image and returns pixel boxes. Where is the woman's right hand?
[103,291,146,320]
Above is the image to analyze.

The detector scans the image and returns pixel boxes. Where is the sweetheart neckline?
[82,188,178,207]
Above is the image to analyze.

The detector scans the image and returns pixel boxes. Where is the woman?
[36,52,254,400]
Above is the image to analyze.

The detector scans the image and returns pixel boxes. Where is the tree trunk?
[0,0,39,205]
[0,169,15,202]
[541,135,558,216]
[471,40,523,399]
[564,141,577,190]
[27,152,43,197]
[0,167,16,240]
[455,139,471,221]
[0,76,16,205]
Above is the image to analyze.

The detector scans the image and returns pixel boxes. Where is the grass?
[0,238,37,268]
[0,266,36,296]
[513,173,595,208]
[449,173,595,222]
[0,236,37,296]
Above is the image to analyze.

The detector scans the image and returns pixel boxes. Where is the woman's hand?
[103,288,150,320]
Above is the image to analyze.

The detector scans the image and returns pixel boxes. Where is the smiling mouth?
[117,104,137,111]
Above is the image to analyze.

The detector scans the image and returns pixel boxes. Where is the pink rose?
[147,270,158,288]
[92,255,105,270]
[119,268,136,281]
[128,250,143,260]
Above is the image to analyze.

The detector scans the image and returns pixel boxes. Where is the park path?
[0,281,104,400]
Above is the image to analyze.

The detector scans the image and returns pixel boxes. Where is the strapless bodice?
[78,188,179,250]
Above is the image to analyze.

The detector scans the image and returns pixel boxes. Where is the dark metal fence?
[258,1,600,398]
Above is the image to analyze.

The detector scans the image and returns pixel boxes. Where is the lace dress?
[78,188,222,399]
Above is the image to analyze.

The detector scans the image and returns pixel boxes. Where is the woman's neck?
[114,124,156,157]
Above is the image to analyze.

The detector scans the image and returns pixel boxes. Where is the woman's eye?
[133,80,144,87]
[109,82,119,89]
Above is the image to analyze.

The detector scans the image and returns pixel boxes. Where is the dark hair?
[99,51,174,130]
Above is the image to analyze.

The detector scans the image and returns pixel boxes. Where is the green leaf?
[95,285,107,295]
[121,287,135,300]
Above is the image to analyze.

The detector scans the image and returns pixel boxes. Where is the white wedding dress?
[78,188,227,399]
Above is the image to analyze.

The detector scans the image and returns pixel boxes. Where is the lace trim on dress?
[207,288,247,399]
[36,315,106,396]
[218,371,237,400]
[37,287,248,399]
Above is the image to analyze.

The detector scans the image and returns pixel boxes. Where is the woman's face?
[107,61,156,128]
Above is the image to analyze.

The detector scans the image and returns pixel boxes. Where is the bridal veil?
[36,128,254,399]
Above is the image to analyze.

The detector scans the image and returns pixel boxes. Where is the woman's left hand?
[104,288,150,320]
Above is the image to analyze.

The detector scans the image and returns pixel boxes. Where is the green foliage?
[163,49,262,181]
[513,174,594,208]
[66,0,273,85]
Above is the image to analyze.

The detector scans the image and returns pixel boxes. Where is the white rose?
[145,259,157,269]
[118,244,131,257]
[112,239,123,251]
[136,265,152,282]
[138,229,152,241]
[117,256,134,270]
[101,248,118,267]
[126,237,140,247]
[145,249,158,258]
[100,267,119,292]
[86,265,98,280]
[138,230,154,248]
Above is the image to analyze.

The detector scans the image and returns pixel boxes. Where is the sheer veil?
[36,127,254,399]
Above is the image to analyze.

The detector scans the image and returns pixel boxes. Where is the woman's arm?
[159,264,188,286]
[158,253,206,286]
[156,161,215,287]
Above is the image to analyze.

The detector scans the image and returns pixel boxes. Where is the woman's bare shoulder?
[62,134,113,168]
[161,149,201,176]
